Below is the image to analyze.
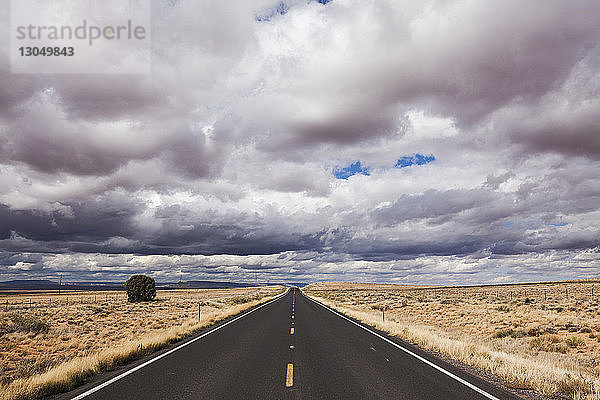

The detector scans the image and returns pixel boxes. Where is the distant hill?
[0,279,272,292]
[159,280,253,289]
[0,280,60,290]
[0,280,122,291]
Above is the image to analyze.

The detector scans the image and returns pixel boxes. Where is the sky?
[0,0,599,285]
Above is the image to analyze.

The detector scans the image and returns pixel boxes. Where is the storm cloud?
[0,0,599,284]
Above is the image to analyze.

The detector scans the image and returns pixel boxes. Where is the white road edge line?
[303,292,501,400]
[71,289,289,400]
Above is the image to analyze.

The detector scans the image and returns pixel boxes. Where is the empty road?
[60,288,519,400]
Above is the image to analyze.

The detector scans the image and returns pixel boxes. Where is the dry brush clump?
[304,281,600,400]
[0,286,285,400]
[0,314,49,336]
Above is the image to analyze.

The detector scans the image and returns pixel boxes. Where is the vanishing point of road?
[58,288,519,400]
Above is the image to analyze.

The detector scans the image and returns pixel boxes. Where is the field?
[0,286,285,400]
[304,281,600,400]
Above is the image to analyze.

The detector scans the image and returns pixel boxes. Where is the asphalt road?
[61,288,520,400]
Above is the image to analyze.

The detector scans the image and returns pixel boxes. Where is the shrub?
[229,296,250,305]
[1,313,50,335]
[527,327,541,337]
[125,275,156,303]
[530,334,568,353]
[565,336,585,348]
[492,328,528,339]
[492,329,511,338]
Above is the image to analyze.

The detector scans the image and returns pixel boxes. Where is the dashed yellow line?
[286,291,296,387]
[285,363,294,387]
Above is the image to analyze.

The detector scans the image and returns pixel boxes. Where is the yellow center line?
[286,363,293,387]
[290,327,294,334]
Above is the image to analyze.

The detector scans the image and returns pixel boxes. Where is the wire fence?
[2,293,128,311]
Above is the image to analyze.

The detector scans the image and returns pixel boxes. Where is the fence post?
[198,303,201,323]
[382,305,385,322]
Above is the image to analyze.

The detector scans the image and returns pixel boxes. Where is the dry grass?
[304,281,600,400]
[0,286,285,400]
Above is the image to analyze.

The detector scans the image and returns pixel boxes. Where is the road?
[60,288,519,400]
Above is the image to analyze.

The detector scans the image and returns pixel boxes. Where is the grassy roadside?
[303,290,600,400]
[0,288,286,400]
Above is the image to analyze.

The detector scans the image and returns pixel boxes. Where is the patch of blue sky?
[505,219,568,231]
[333,161,370,180]
[546,222,569,227]
[395,153,435,168]
[255,0,332,22]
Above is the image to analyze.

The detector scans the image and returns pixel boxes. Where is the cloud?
[0,0,599,283]
[0,248,598,285]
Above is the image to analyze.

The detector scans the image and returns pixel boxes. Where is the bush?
[229,296,250,305]
[530,334,568,353]
[565,335,585,348]
[0,314,50,335]
[492,328,528,339]
[125,275,156,302]
[527,327,541,337]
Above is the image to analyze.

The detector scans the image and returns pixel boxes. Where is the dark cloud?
[0,0,599,283]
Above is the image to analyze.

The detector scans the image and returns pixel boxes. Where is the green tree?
[125,275,156,302]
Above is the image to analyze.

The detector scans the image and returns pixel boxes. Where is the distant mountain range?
[0,279,269,291]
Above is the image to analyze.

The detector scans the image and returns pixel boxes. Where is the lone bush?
[125,275,156,302]
[530,334,568,353]
[1,314,50,335]
[565,335,585,348]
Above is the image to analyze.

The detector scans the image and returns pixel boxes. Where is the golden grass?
[0,286,285,400]
[304,281,600,400]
